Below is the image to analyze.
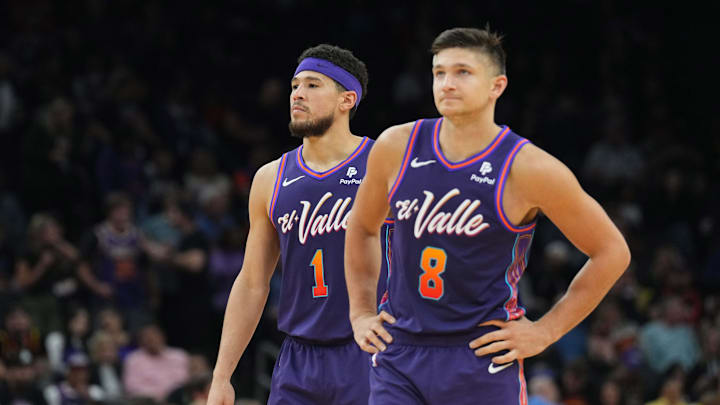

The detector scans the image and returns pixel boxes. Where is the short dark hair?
[105,192,131,215]
[297,44,368,118]
[430,26,506,75]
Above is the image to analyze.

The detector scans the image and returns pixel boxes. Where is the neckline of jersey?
[296,136,369,179]
[432,117,510,171]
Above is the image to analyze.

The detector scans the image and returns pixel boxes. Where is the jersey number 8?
[418,247,447,300]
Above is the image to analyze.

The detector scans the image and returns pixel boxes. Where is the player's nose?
[291,86,307,101]
[440,75,457,91]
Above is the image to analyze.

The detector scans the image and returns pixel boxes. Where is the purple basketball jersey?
[269,137,388,342]
[386,118,536,336]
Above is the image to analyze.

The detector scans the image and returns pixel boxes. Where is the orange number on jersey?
[419,247,447,300]
[310,249,328,298]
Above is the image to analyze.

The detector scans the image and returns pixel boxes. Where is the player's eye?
[459,69,470,75]
[291,84,299,90]
[309,83,318,88]
[434,71,445,78]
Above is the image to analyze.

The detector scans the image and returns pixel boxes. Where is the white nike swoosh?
[282,175,305,187]
[410,157,436,168]
[488,361,513,374]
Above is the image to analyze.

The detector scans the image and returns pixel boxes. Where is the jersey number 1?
[419,247,447,300]
[310,249,328,298]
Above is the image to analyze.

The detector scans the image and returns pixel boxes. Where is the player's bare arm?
[208,159,282,405]
[470,144,631,364]
[345,122,413,353]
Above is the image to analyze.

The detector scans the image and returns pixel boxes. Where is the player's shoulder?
[254,157,283,183]
[247,156,286,213]
[376,121,417,147]
[368,121,417,160]
[513,141,568,176]
[250,156,289,202]
[511,140,579,203]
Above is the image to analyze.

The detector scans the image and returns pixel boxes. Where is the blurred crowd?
[0,1,718,404]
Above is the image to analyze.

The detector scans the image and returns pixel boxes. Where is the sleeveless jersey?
[386,118,537,335]
[269,137,389,342]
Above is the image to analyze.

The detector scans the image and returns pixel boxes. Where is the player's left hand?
[468,317,553,364]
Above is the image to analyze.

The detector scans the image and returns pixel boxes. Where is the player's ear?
[338,91,357,113]
[490,75,507,100]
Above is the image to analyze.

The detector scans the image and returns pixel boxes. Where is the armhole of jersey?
[495,139,537,233]
[387,119,423,204]
[268,153,288,226]
[378,221,393,312]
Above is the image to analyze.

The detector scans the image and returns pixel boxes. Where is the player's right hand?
[351,311,396,353]
[207,378,235,405]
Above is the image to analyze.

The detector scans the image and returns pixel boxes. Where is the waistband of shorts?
[388,326,497,346]
[285,335,355,347]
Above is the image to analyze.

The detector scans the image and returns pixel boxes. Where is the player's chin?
[437,105,466,117]
[290,116,312,126]
[290,110,310,119]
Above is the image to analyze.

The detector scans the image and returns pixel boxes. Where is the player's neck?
[440,108,502,162]
[301,123,362,172]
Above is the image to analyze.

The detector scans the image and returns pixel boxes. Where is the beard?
[289,111,335,138]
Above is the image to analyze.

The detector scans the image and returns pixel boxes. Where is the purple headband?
[294,57,363,107]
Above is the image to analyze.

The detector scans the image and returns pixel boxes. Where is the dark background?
[0,1,718,404]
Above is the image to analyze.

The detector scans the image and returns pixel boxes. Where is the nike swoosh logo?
[488,361,513,374]
[410,157,436,168]
[282,175,305,187]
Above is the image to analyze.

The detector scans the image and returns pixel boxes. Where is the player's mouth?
[441,95,462,101]
[291,104,308,113]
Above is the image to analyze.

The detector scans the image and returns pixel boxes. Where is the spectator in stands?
[20,97,93,238]
[561,359,592,405]
[687,325,719,402]
[166,353,212,405]
[184,148,231,206]
[144,148,181,213]
[123,324,188,402]
[195,184,236,244]
[156,200,212,354]
[598,378,624,405]
[43,352,105,405]
[208,226,245,320]
[0,305,45,370]
[77,193,165,331]
[528,373,561,405]
[645,366,692,405]
[639,296,700,375]
[13,213,80,335]
[141,189,182,249]
[46,306,91,374]
[582,118,645,189]
[88,331,124,402]
[94,307,132,360]
[0,305,48,404]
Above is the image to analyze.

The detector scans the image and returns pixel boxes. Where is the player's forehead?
[291,70,333,84]
[432,47,488,70]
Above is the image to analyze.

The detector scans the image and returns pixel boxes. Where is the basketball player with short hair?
[207,44,388,405]
[345,27,631,404]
